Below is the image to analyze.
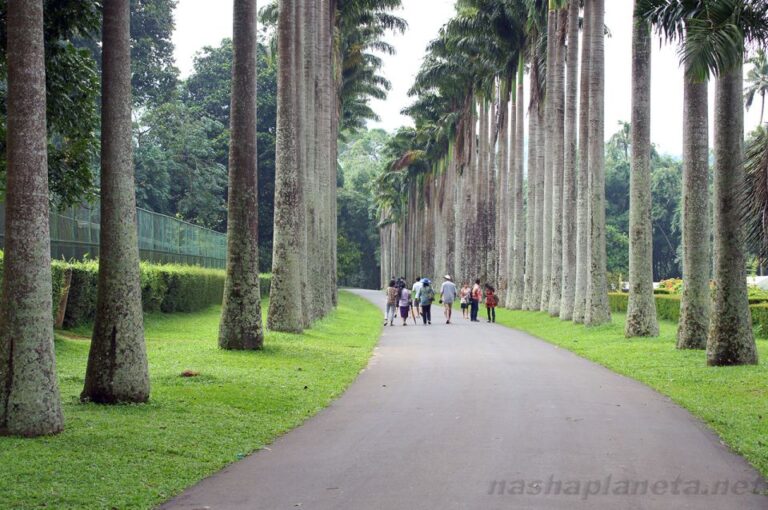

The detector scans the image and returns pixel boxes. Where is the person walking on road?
[440,275,458,324]
[470,279,482,322]
[419,279,435,325]
[385,280,398,326]
[459,283,471,320]
[485,283,498,323]
[411,276,423,319]
[398,285,412,326]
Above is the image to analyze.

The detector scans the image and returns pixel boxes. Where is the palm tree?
[573,0,592,324]
[584,0,611,326]
[0,0,64,436]
[540,3,557,311]
[269,0,306,333]
[510,57,526,310]
[677,54,710,350]
[638,0,768,364]
[745,49,768,125]
[559,0,578,320]
[625,1,659,337]
[82,0,150,402]
[219,0,264,350]
[548,4,567,317]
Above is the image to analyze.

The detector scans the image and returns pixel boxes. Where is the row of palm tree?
[267,0,405,333]
[378,0,767,367]
[0,0,403,437]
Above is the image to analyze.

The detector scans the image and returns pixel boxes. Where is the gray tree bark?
[82,0,150,402]
[0,0,64,436]
[560,0,579,321]
[548,8,567,316]
[541,8,557,311]
[269,0,305,333]
[510,60,526,310]
[707,64,758,366]
[573,0,592,324]
[677,57,710,349]
[625,6,659,337]
[218,0,264,350]
[584,0,611,326]
[523,68,539,311]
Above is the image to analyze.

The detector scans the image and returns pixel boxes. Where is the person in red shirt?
[485,283,497,323]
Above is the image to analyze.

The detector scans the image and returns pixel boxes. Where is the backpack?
[422,286,435,304]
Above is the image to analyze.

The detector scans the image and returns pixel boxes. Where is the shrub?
[63,261,100,327]
[659,278,683,294]
[751,304,768,338]
[655,294,681,322]
[608,293,628,313]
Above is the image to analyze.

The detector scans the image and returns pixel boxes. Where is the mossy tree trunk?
[584,0,611,326]
[573,0,592,324]
[523,68,539,311]
[548,7,567,317]
[559,0,579,321]
[707,63,758,366]
[677,45,710,349]
[82,0,150,402]
[269,0,305,333]
[0,0,64,436]
[541,7,557,311]
[625,6,659,338]
[218,0,264,350]
[511,60,526,310]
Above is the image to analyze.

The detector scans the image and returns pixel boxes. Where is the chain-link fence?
[0,202,227,268]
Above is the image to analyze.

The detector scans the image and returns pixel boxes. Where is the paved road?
[161,289,767,510]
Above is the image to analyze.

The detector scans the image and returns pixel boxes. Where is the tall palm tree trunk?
[541,6,557,310]
[500,88,511,304]
[677,57,710,349]
[218,0,264,349]
[534,105,546,306]
[573,0,592,324]
[83,0,150,401]
[707,63,758,366]
[269,0,305,333]
[523,66,538,311]
[0,0,64,436]
[584,0,611,326]
[511,60,526,310]
[560,0,579,320]
[625,4,658,337]
[548,8,567,316]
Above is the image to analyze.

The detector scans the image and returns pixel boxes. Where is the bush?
[655,294,681,322]
[64,261,229,327]
[608,292,628,313]
[751,304,768,338]
[63,261,100,328]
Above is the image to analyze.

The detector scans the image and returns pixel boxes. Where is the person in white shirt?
[440,275,458,324]
[411,276,423,318]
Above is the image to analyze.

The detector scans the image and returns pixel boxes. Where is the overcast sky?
[172,0,763,157]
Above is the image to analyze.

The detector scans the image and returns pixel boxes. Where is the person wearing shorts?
[440,275,458,324]
[398,287,411,326]
[459,283,471,319]
[411,276,423,318]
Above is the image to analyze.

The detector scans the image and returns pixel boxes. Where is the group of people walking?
[384,276,499,327]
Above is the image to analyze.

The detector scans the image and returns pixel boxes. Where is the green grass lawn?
[495,308,768,479]
[0,291,382,510]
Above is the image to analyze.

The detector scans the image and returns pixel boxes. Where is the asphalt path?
[160,289,767,510]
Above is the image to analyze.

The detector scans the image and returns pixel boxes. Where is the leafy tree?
[0,0,101,207]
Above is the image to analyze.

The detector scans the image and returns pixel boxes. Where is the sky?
[172,0,764,157]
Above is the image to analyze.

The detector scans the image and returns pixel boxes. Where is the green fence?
[0,202,227,268]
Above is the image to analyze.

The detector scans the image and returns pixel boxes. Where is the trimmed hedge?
[609,292,768,338]
[63,262,228,327]
[0,250,272,328]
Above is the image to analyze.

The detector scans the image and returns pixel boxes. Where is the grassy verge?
[494,308,768,479]
[0,291,382,510]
